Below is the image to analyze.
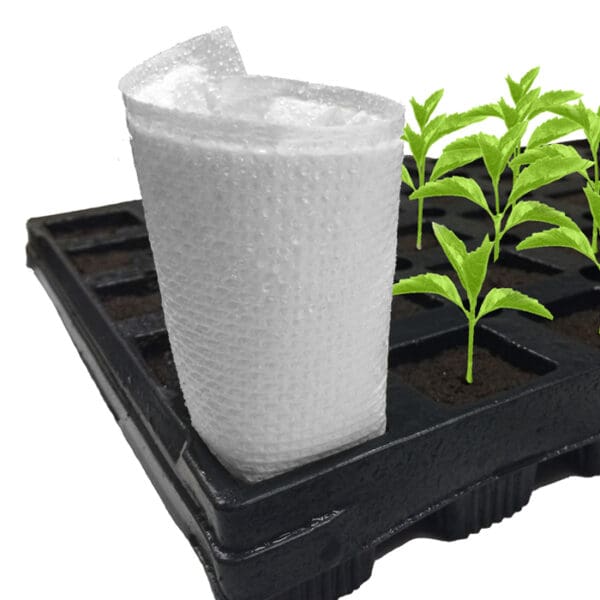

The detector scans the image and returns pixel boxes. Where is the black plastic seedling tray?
[27,140,600,600]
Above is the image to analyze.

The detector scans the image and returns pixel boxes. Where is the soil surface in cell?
[101,289,162,320]
[547,308,600,349]
[71,247,152,275]
[391,344,538,406]
[391,295,440,320]
[145,345,180,390]
[486,259,557,289]
[48,213,139,241]
[396,226,438,252]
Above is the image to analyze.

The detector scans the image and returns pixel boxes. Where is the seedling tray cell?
[26,152,600,600]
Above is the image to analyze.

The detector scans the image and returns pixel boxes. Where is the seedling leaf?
[431,135,482,181]
[409,97,426,130]
[423,110,488,149]
[402,164,416,190]
[516,87,541,121]
[510,143,583,170]
[477,124,526,184]
[392,273,463,309]
[478,288,553,320]
[552,101,589,128]
[403,124,425,165]
[508,156,593,204]
[469,103,504,119]
[410,176,492,215]
[499,122,528,166]
[498,97,518,127]
[477,133,503,183]
[519,67,540,96]
[588,111,600,150]
[444,108,489,132]
[504,200,578,232]
[517,226,598,263]
[431,223,469,291]
[410,90,445,130]
[583,184,600,231]
[528,117,582,148]
[462,235,494,303]
[530,90,583,117]
[423,89,444,123]
[506,75,522,104]
[421,113,448,150]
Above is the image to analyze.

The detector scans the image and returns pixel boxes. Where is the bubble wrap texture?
[120,29,405,482]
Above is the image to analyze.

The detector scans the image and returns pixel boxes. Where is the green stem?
[416,165,425,250]
[493,180,500,215]
[593,158,599,254]
[493,217,502,262]
[416,197,424,250]
[466,316,476,384]
[490,180,503,262]
[511,149,519,190]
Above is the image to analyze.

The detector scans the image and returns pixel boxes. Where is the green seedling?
[472,66,582,169]
[393,223,553,383]
[545,101,600,251]
[401,90,486,249]
[517,186,600,333]
[410,133,592,261]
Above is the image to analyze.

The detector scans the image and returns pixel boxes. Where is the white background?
[3,1,600,599]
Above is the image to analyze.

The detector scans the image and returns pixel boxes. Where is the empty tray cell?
[137,331,181,392]
[69,237,152,275]
[390,294,442,320]
[47,210,140,241]
[427,252,561,294]
[96,276,162,320]
[389,327,556,407]
[533,288,600,349]
[398,198,474,230]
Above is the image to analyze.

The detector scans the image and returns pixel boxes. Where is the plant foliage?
[401,90,486,249]
[393,223,553,383]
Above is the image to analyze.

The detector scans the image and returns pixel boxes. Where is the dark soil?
[391,344,538,406]
[396,225,438,252]
[48,212,139,241]
[486,258,558,290]
[101,290,162,320]
[70,245,152,275]
[141,341,180,390]
[391,295,441,320]
[548,309,600,349]
[72,249,138,274]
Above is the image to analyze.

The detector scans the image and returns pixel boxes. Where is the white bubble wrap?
[120,28,405,482]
